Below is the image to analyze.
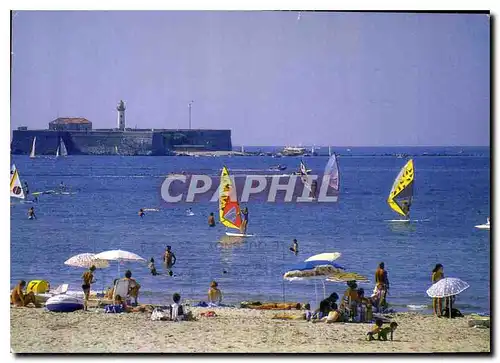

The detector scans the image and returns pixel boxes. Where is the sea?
[10,146,491,315]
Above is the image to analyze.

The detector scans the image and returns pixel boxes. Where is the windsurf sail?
[387,159,414,218]
[56,146,59,157]
[60,138,68,156]
[299,159,312,192]
[219,166,242,230]
[324,153,339,192]
[10,164,25,199]
[29,137,36,158]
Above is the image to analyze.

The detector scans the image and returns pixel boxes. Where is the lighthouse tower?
[117,100,126,131]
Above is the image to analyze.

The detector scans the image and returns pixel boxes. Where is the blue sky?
[11,11,490,146]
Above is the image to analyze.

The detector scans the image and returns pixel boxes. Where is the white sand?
[10,307,490,353]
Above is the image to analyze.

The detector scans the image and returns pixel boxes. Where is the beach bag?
[104,304,124,314]
[151,307,170,321]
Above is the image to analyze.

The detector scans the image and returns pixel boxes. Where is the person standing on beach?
[81,265,96,311]
[431,264,444,316]
[208,212,216,227]
[163,246,176,276]
[374,263,389,310]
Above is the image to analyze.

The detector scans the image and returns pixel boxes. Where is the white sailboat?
[328,146,332,157]
[29,137,36,159]
[60,138,68,157]
[10,164,26,199]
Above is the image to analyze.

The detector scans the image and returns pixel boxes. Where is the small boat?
[324,152,340,199]
[475,218,490,230]
[387,159,414,221]
[281,146,306,156]
[45,294,84,312]
[269,165,287,171]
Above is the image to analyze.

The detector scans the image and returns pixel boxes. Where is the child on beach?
[171,293,185,321]
[208,281,223,306]
[367,319,398,341]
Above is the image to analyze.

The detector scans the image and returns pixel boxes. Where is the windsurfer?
[401,200,410,219]
[311,180,318,199]
[59,181,66,192]
[23,182,29,197]
[240,207,249,234]
[208,212,216,227]
[138,208,145,218]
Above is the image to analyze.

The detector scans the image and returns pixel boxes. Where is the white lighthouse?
[117,100,126,131]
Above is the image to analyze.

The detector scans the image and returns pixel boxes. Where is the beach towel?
[151,307,170,321]
[104,304,124,314]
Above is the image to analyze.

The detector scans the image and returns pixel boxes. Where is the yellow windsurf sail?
[219,166,242,230]
[387,159,414,217]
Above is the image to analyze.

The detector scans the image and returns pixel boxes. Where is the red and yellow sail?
[219,166,242,230]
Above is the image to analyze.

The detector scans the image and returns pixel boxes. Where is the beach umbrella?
[64,253,109,269]
[94,250,146,277]
[426,277,469,298]
[325,271,370,283]
[426,277,469,319]
[305,252,341,262]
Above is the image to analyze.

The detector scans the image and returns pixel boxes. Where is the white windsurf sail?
[10,164,25,199]
[60,138,68,156]
[56,146,60,157]
[29,137,36,158]
[324,153,340,192]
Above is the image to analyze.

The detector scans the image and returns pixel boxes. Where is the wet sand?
[10,306,490,353]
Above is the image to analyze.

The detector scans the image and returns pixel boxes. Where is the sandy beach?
[10,306,490,353]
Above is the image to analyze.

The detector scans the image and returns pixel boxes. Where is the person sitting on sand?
[208,212,216,227]
[356,288,373,322]
[171,293,186,321]
[208,281,223,305]
[340,281,359,320]
[431,264,445,316]
[367,319,398,341]
[123,270,141,305]
[10,280,40,307]
[104,279,118,300]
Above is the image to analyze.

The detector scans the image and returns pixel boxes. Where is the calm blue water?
[10,147,491,314]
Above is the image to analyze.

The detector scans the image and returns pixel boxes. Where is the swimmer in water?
[59,181,66,192]
[163,246,176,276]
[187,208,193,215]
[289,239,299,255]
[138,208,145,218]
[208,212,216,227]
[27,207,36,220]
[148,258,159,276]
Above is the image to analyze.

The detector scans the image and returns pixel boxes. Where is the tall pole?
[188,100,194,129]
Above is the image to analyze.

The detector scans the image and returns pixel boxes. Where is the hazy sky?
[11,11,490,146]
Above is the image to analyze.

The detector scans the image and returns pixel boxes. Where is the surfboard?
[143,208,160,212]
[475,224,490,230]
[225,232,254,237]
[386,219,411,223]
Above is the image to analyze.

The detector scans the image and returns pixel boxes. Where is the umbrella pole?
[314,281,318,307]
[322,280,326,299]
[449,296,452,319]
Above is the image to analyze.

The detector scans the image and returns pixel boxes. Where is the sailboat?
[219,166,253,237]
[10,164,26,200]
[55,138,68,158]
[328,146,332,157]
[387,159,414,222]
[29,137,36,159]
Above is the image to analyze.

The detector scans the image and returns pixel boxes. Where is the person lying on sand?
[10,280,40,307]
[367,319,398,341]
[114,295,153,313]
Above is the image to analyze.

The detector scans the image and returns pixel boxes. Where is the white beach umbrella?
[94,249,146,277]
[304,252,341,262]
[64,253,109,269]
[426,277,470,298]
[94,250,146,262]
